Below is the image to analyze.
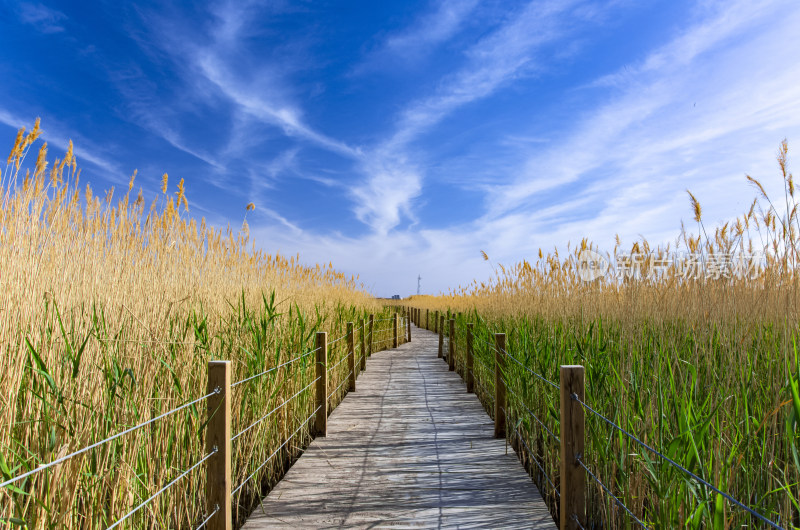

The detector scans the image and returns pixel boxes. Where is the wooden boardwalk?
[242,325,555,529]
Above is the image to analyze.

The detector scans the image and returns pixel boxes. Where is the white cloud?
[355,0,480,73]
[17,3,67,34]
[479,0,800,261]
[351,0,599,237]
[195,53,362,161]
[251,0,800,296]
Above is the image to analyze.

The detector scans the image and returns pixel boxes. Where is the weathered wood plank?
[242,325,555,529]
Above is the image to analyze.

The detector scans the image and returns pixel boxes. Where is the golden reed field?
[2,119,800,529]
[0,120,392,528]
[405,140,800,528]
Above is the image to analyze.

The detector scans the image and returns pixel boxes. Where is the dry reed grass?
[407,141,800,528]
[0,121,386,529]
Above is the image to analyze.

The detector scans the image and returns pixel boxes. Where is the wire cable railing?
[472,352,496,376]
[576,454,648,529]
[195,504,220,530]
[512,426,560,499]
[107,447,218,529]
[232,405,320,495]
[501,405,561,500]
[328,333,348,346]
[470,370,495,404]
[0,387,220,490]
[231,349,316,388]
[328,352,349,372]
[327,370,353,400]
[501,347,559,391]
[2,309,404,528]
[571,392,782,530]
[473,335,497,352]
[506,386,560,444]
[232,377,320,441]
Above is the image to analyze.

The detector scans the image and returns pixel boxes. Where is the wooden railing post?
[315,332,327,437]
[560,365,585,530]
[407,309,412,342]
[438,315,444,358]
[347,322,356,392]
[359,317,366,371]
[393,313,398,348]
[466,323,474,393]
[494,333,506,439]
[368,314,374,357]
[206,360,232,530]
[434,311,439,333]
[426,309,429,330]
[448,319,455,371]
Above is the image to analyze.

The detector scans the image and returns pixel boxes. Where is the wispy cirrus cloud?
[354,0,480,74]
[195,53,361,161]
[474,0,800,265]
[351,0,605,236]
[277,0,800,295]
[16,2,67,34]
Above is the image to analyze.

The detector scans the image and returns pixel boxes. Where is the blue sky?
[2,0,799,296]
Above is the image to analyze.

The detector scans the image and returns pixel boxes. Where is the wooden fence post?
[466,323,474,393]
[347,322,356,392]
[393,313,398,348]
[368,314,374,357]
[407,309,412,342]
[434,311,439,333]
[426,309,429,330]
[438,315,444,358]
[359,317,366,371]
[494,333,506,439]
[315,332,327,437]
[448,319,455,371]
[206,361,232,530]
[560,365,585,530]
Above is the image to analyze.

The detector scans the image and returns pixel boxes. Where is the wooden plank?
[315,332,327,436]
[243,323,555,529]
[448,318,455,371]
[466,323,474,393]
[206,361,231,530]
[348,322,356,392]
[560,365,585,530]
[360,317,366,372]
[494,333,506,439]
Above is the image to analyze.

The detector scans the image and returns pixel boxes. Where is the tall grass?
[409,141,800,528]
[0,121,387,529]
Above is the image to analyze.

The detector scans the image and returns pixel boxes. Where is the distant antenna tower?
[417,274,422,295]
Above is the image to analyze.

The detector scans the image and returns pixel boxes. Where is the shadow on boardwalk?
[242,325,555,529]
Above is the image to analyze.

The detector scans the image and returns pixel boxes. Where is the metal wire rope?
[571,393,781,530]
[576,455,649,529]
[107,448,218,529]
[0,388,219,490]
[232,406,320,495]
[231,349,316,388]
[232,377,320,441]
